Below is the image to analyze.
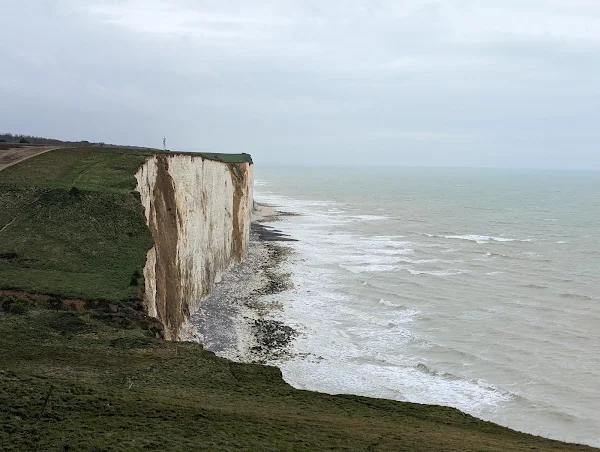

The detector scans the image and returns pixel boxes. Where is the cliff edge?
[1,146,594,451]
[135,153,253,340]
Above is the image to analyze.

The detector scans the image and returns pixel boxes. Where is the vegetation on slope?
[0,133,110,147]
[187,151,253,164]
[0,147,153,302]
[0,147,250,302]
[1,293,594,451]
[0,134,253,164]
[0,147,594,451]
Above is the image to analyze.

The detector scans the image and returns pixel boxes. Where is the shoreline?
[182,198,599,449]
[182,202,298,364]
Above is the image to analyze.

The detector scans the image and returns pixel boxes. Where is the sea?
[252,166,600,447]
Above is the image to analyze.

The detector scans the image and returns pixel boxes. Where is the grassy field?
[183,152,253,164]
[0,147,153,302]
[0,148,595,451]
[0,147,152,193]
[1,293,594,451]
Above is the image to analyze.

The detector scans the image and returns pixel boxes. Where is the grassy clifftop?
[0,148,594,451]
[0,147,251,302]
[0,147,153,302]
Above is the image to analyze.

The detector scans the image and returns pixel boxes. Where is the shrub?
[129,269,142,286]
[68,186,82,197]
[1,296,32,315]
[110,335,154,349]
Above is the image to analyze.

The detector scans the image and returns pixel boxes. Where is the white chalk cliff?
[135,153,253,340]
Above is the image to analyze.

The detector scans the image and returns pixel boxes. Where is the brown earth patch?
[148,154,182,340]
[0,289,163,335]
[0,146,62,172]
[227,162,249,262]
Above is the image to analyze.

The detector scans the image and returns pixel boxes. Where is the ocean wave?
[335,254,411,266]
[371,248,415,256]
[484,251,510,258]
[256,171,599,446]
[254,194,341,214]
[559,293,593,301]
[445,235,517,243]
[340,264,404,274]
[378,299,405,308]
[353,237,414,256]
[523,283,548,289]
[360,235,409,244]
[351,215,388,221]
[409,258,463,264]
[279,356,513,417]
[350,256,461,266]
[336,304,420,328]
[416,363,463,381]
[414,364,514,400]
[424,233,532,244]
[408,269,470,276]
[409,363,514,408]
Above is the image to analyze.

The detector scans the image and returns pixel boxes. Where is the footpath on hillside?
[0,145,61,172]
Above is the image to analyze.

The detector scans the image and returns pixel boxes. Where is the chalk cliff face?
[135,154,253,340]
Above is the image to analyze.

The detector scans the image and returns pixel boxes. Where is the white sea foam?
[351,215,388,221]
[257,193,341,214]
[253,171,600,447]
[336,254,408,265]
[341,264,404,273]
[372,248,415,255]
[278,360,511,416]
[424,233,532,244]
[408,269,470,276]
[445,234,515,243]
[410,258,463,264]
[378,299,404,308]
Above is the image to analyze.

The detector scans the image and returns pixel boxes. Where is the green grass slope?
[0,148,594,451]
[1,295,594,452]
[0,147,153,302]
[0,146,152,193]
[185,152,253,164]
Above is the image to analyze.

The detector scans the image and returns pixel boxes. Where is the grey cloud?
[0,0,599,168]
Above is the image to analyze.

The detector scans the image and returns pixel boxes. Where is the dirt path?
[0,146,61,172]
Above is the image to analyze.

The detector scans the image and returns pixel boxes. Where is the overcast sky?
[1,1,599,168]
